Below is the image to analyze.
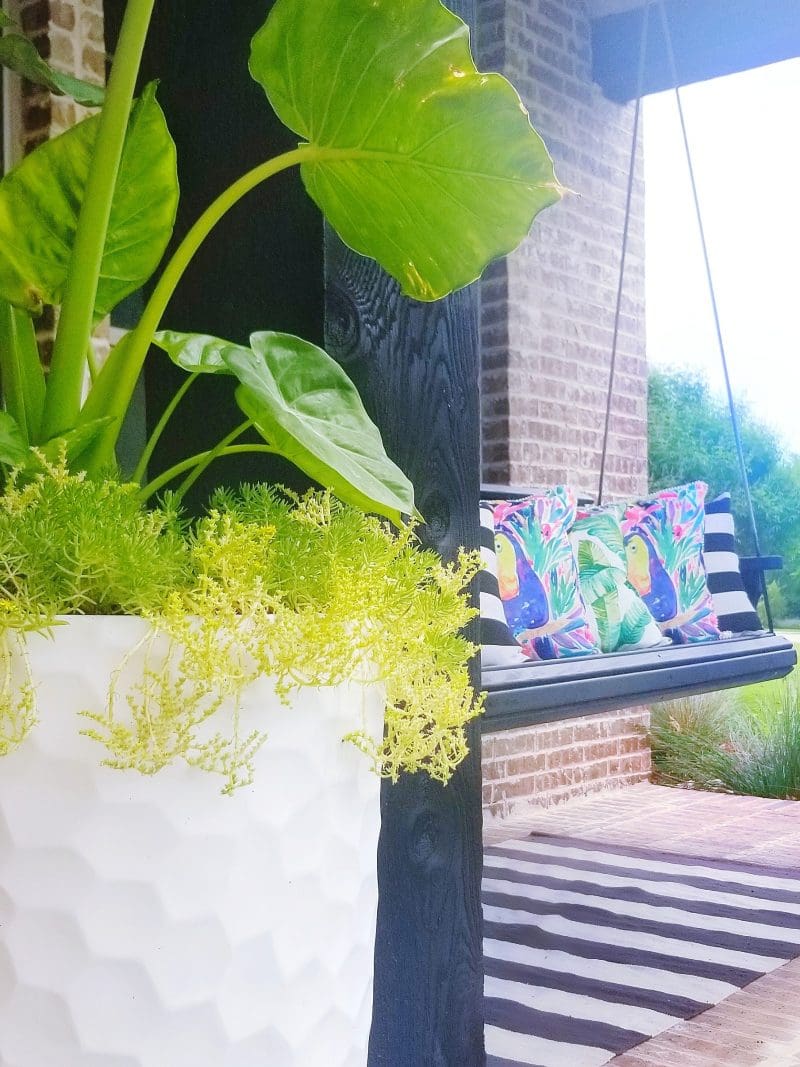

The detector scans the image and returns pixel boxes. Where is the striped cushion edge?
[704,494,763,633]
[480,503,527,667]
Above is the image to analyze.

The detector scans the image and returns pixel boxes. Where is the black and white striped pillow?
[479,503,527,667]
[704,493,763,633]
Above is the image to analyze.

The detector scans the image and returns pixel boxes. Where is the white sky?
[643,57,800,454]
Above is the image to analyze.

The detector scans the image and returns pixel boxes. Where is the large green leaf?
[38,418,116,467]
[594,589,621,652]
[619,597,650,649]
[0,31,104,107]
[0,413,114,472]
[0,411,30,467]
[226,331,415,522]
[154,331,237,375]
[250,0,562,301]
[0,82,177,316]
[0,299,45,443]
[579,561,617,605]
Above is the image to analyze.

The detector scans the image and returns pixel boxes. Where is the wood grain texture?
[324,3,485,1059]
[326,237,485,1067]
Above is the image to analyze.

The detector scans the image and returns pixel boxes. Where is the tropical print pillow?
[621,481,721,644]
[570,508,667,653]
[479,502,528,667]
[493,486,599,661]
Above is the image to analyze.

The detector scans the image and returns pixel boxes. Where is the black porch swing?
[479,0,797,731]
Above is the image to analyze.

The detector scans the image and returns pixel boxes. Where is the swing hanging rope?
[596,0,774,632]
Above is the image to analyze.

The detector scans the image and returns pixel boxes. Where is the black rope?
[655,0,774,632]
[597,2,650,505]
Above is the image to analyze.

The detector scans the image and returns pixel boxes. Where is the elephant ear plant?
[0,0,562,790]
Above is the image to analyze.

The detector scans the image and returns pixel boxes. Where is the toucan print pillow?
[493,486,599,661]
[621,481,720,644]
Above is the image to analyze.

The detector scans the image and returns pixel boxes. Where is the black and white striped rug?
[483,834,800,1066]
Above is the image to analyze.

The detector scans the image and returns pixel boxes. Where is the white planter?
[0,616,384,1067]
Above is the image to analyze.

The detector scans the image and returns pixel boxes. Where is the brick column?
[477,0,647,501]
[476,0,652,818]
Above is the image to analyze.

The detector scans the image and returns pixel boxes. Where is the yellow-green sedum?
[0,463,482,794]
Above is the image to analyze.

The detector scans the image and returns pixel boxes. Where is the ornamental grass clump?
[650,672,800,800]
[0,465,481,794]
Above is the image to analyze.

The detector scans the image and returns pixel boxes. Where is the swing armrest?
[739,556,783,610]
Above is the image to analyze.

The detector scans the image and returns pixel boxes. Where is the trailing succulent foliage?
[0,630,35,760]
[0,464,481,793]
[0,0,561,520]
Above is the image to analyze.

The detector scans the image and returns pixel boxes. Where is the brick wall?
[482,708,651,819]
[10,0,104,157]
[477,0,647,502]
[11,1,48,156]
[48,0,105,136]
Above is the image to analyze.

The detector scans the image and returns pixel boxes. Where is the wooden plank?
[592,0,800,103]
[324,4,484,1061]
[484,633,797,686]
[482,637,797,730]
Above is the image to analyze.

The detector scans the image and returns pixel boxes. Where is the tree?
[648,368,800,619]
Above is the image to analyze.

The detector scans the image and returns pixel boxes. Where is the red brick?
[49,29,75,66]
[50,1,76,32]
[81,44,105,80]
[620,734,649,754]
[506,753,547,777]
[583,740,618,762]
[573,718,607,742]
[21,0,49,33]
[482,758,507,782]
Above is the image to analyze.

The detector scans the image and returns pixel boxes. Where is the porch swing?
[479,0,797,732]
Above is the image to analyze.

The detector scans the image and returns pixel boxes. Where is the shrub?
[725,674,800,799]
[649,693,736,790]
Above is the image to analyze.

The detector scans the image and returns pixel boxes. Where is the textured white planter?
[0,616,384,1067]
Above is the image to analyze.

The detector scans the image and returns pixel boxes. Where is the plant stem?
[42,0,155,441]
[131,371,198,485]
[138,441,277,503]
[86,343,99,384]
[171,420,252,504]
[79,144,318,475]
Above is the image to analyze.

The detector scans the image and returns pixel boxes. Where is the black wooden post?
[324,5,485,1063]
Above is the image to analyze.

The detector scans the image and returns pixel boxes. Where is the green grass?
[650,665,800,800]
